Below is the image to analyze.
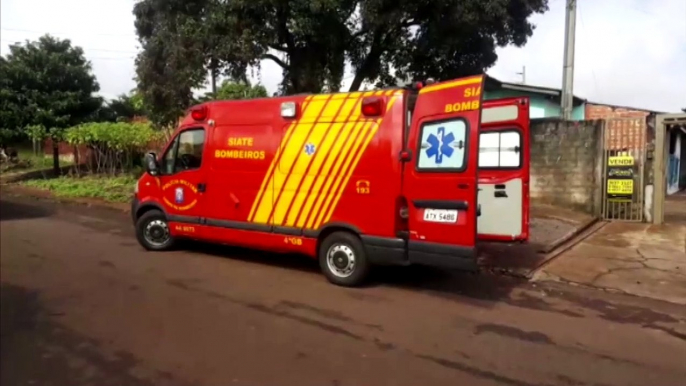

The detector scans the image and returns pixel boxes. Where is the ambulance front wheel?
[135,209,176,251]
[318,231,371,287]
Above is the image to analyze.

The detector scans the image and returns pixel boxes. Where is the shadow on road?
[374,265,526,305]
[183,241,321,274]
[184,241,525,305]
[0,197,54,222]
[0,283,190,386]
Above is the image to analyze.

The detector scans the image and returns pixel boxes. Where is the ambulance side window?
[161,137,179,175]
[160,128,206,174]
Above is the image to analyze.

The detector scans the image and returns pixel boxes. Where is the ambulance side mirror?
[144,152,159,176]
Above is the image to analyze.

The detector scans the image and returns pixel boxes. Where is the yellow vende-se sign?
[607,179,633,195]
[608,155,634,166]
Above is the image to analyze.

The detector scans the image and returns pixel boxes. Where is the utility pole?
[561,0,577,120]
[516,66,526,84]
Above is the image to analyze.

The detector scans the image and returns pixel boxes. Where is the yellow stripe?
[248,97,312,221]
[297,97,365,228]
[305,120,367,229]
[271,97,343,225]
[317,94,400,227]
[248,122,294,221]
[252,98,326,224]
[285,96,359,227]
[303,90,375,229]
[318,121,380,227]
[311,120,373,229]
[418,76,483,95]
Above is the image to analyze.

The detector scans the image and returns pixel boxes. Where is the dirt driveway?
[1,194,685,386]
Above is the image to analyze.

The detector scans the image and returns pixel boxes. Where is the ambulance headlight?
[281,102,298,118]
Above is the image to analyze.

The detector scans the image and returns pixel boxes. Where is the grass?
[1,148,74,174]
[21,174,137,203]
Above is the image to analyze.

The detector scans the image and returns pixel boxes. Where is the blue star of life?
[304,142,316,156]
[425,127,455,164]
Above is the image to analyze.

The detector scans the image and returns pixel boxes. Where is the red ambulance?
[131,74,530,286]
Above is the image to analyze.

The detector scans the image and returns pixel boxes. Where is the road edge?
[1,183,131,214]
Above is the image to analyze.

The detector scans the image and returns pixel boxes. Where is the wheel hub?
[332,251,349,269]
[144,219,170,246]
[326,244,355,278]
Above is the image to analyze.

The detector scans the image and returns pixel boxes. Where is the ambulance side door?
[158,126,209,236]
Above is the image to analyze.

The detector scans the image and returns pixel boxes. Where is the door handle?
[458,183,470,189]
[229,192,240,207]
[494,191,507,198]
[197,183,206,193]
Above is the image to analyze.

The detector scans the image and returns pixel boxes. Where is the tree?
[197,80,268,102]
[106,90,148,121]
[0,57,27,146]
[2,35,101,172]
[133,0,549,97]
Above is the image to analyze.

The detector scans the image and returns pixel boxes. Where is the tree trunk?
[52,141,60,176]
[210,58,218,98]
[349,72,366,92]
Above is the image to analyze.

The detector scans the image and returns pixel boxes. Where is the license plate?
[423,209,458,223]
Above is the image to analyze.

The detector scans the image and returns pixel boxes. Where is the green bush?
[63,121,163,174]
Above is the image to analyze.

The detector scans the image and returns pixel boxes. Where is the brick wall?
[586,103,651,151]
[42,139,90,164]
[585,103,651,120]
[529,119,604,215]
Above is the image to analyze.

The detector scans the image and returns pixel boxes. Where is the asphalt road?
[1,193,685,386]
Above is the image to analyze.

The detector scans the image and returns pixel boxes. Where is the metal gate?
[601,118,648,221]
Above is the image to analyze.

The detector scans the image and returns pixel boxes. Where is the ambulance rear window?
[416,118,468,172]
[478,130,522,169]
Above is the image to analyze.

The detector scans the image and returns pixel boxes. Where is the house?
[483,75,587,119]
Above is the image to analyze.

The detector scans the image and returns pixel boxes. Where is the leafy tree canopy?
[1,35,101,131]
[197,80,268,102]
[133,0,548,124]
[104,90,149,122]
[0,35,101,169]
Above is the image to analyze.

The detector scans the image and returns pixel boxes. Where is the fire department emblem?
[175,187,184,204]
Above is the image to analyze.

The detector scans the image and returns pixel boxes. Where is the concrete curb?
[536,216,600,254]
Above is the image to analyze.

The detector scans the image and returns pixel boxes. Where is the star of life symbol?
[304,142,316,156]
[425,126,461,164]
[175,187,184,204]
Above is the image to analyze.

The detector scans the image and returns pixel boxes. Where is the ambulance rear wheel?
[136,209,175,251]
[319,232,370,287]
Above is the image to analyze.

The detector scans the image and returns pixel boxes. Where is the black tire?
[318,231,371,287]
[135,209,175,251]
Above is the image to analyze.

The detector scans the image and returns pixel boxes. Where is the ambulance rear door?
[477,97,530,241]
[401,75,484,270]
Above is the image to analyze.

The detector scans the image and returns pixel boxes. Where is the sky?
[1,0,684,112]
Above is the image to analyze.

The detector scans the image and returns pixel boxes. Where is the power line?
[1,27,137,37]
[0,39,138,54]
